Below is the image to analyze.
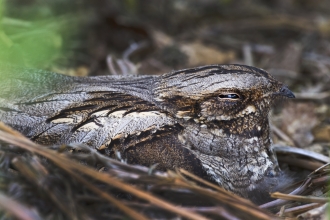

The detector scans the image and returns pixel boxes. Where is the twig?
[271,192,329,203]
[273,146,329,164]
[179,169,273,220]
[0,122,209,220]
[270,124,295,146]
[308,163,330,176]
[186,206,241,220]
[278,156,325,171]
[67,167,149,220]
[277,203,322,216]
[294,92,330,100]
[11,157,81,220]
[180,169,234,194]
[123,41,148,60]
[0,192,42,220]
[311,175,330,185]
[259,178,311,209]
[243,44,254,66]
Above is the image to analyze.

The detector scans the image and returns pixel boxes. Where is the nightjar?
[0,64,295,204]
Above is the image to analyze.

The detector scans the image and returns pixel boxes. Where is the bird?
[0,64,295,204]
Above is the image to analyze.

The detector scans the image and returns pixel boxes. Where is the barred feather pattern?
[0,64,295,202]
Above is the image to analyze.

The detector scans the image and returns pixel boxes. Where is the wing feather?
[0,66,176,151]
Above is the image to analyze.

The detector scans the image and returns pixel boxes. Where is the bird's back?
[0,65,168,148]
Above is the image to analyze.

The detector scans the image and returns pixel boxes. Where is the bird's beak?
[276,86,295,98]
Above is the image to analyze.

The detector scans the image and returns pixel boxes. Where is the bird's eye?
[219,93,240,99]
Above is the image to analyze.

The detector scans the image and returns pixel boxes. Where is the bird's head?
[154,65,295,194]
[154,64,294,135]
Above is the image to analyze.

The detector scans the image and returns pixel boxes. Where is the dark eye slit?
[219,94,240,99]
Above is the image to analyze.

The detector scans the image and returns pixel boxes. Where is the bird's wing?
[0,65,176,150]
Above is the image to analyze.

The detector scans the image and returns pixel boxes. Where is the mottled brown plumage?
[0,64,295,203]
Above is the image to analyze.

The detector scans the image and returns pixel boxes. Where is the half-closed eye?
[219,93,240,100]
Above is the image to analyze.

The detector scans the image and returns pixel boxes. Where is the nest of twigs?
[0,122,328,220]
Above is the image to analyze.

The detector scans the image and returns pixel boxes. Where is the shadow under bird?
[0,64,295,204]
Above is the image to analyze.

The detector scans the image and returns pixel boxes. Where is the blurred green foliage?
[0,0,77,68]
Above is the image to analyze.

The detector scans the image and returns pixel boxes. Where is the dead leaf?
[280,102,318,148]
